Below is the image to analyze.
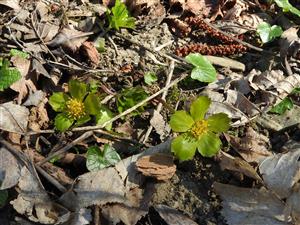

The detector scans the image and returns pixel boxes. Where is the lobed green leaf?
[169,110,194,132]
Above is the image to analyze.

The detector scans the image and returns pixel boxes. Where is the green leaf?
[190,96,211,121]
[49,92,69,112]
[207,113,230,132]
[106,0,136,30]
[185,53,217,83]
[170,110,194,132]
[144,72,158,85]
[257,22,283,43]
[96,106,114,130]
[75,114,91,126]
[10,49,29,59]
[274,0,300,17]
[0,190,8,208]
[84,93,101,115]
[171,135,198,161]
[54,113,74,132]
[0,59,21,91]
[86,144,121,172]
[269,97,294,114]
[68,80,87,100]
[197,132,221,157]
[96,37,106,53]
[117,86,148,115]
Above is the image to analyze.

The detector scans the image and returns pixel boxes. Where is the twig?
[106,34,119,56]
[36,131,94,166]
[142,60,175,143]
[71,72,188,132]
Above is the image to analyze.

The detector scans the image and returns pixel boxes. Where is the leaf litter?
[3,0,300,225]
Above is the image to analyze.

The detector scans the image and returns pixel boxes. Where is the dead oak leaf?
[10,56,36,104]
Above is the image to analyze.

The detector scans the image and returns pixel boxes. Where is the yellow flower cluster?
[190,120,208,139]
[66,98,85,120]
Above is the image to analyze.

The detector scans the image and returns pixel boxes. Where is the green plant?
[10,49,29,59]
[86,144,121,171]
[0,58,21,91]
[144,72,157,85]
[273,0,300,17]
[257,22,283,43]
[106,0,135,30]
[269,97,293,114]
[169,96,230,161]
[49,80,112,131]
[117,86,148,115]
[185,53,217,83]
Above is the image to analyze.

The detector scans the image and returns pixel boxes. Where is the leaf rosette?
[169,96,230,161]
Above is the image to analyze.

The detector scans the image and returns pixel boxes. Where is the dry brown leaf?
[11,167,69,224]
[0,0,20,10]
[229,127,271,164]
[150,110,171,141]
[23,90,45,107]
[136,153,176,180]
[154,204,198,225]
[214,182,290,225]
[28,98,49,131]
[47,28,91,53]
[0,147,21,189]
[259,146,300,199]
[219,151,262,182]
[80,41,100,67]
[0,102,29,134]
[10,56,36,104]
[280,27,300,58]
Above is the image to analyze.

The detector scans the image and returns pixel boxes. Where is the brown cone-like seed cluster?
[174,17,248,57]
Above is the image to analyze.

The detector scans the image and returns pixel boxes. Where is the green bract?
[49,80,110,132]
[257,22,283,43]
[185,53,217,83]
[106,0,135,30]
[170,96,230,161]
[86,144,121,171]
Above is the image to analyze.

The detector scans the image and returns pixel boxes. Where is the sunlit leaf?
[144,72,157,85]
[269,97,293,115]
[169,110,194,132]
[257,22,283,43]
[274,0,300,17]
[68,79,87,100]
[207,113,230,132]
[190,96,211,121]
[0,59,21,91]
[54,113,74,132]
[185,53,217,83]
[197,132,221,157]
[171,135,198,161]
[49,92,68,112]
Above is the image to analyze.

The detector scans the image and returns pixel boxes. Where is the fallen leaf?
[28,98,49,131]
[154,204,198,225]
[214,182,290,225]
[150,110,171,141]
[136,153,176,180]
[0,147,21,189]
[0,0,20,10]
[10,56,36,104]
[229,127,271,164]
[23,90,45,106]
[219,151,262,182]
[0,102,29,134]
[259,147,300,199]
[80,41,100,67]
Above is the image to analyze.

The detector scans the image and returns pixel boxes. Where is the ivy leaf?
[169,110,194,132]
[49,92,69,112]
[269,97,294,115]
[68,79,87,100]
[0,59,21,91]
[274,0,300,17]
[0,190,8,208]
[86,145,121,172]
[196,132,221,157]
[257,22,283,43]
[144,72,157,85]
[171,135,198,161]
[106,0,135,30]
[185,53,217,83]
[54,113,74,132]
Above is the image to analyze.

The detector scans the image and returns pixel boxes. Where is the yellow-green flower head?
[66,98,86,120]
[169,96,230,161]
